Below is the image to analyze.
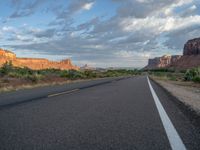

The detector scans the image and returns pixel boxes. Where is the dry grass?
[0,77,114,93]
[151,75,200,88]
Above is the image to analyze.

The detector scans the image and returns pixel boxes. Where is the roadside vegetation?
[148,67,200,83]
[1,61,198,93]
[184,68,200,83]
[0,61,141,92]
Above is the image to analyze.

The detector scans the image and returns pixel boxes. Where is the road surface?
[0,76,199,150]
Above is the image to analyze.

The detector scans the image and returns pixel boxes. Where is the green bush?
[84,70,97,78]
[184,67,200,83]
[150,68,172,72]
[60,70,86,79]
[25,73,43,83]
[192,76,200,83]
[0,61,13,75]
[37,68,61,76]
[168,76,177,81]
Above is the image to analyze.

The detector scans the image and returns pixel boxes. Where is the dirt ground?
[152,77,200,115]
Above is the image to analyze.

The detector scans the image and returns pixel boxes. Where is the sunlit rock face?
[0,49,16,59]
[183,38,200,55]
[144,55,182,70]
[0,49,79,70]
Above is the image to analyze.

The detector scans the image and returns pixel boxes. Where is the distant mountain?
[80,64,95,70]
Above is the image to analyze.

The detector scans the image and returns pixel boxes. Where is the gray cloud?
[54,0,95,21]
[27,28,56,38]
[9,0,47,18]
[113,0,180,18]
[164,24,200,51]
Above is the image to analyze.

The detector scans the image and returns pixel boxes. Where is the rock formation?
[169,55,200,69]
[0,48,79,70]
[80,64,94,70]
[145,37,200,70]
[170,38,200,69]
[144,55,182,70]
[183,38,200,55]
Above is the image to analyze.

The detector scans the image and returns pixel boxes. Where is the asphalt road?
[0,76,199,150]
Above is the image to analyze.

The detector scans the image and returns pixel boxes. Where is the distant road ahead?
[0,76,199,150]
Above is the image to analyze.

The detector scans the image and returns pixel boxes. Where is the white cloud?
[115,50,151,59]
[82,2,94,10]
[190,5,197,10]
[120,15,200,33]
[2,26,16,32]
[161,0,194,16]
[136,0,148,3]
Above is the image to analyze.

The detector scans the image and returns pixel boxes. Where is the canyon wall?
[144,55,182,70]
[170,38,200,69]
[144,37,200,70]
[183,38,200,55]
[0,48,79,70]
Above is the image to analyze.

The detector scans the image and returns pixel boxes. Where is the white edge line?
[147,76,186,150]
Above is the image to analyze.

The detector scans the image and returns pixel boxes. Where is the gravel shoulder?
[152,77,200,115]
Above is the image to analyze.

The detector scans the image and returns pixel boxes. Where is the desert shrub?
[84,70,97,78]
[104,70,119,77]
[149,68,176,73]
[180,70,187,73]
[102,69,140,77]
[168,76,177,81]
[0,61,13,75]
[60,70,85,79]
[37,68,61,76]
[184,67,200,83]
[59,70,69,78]
[68,70,85,79]
[25,73,43,83]
[6,67,35,78]
[192,76,200,83]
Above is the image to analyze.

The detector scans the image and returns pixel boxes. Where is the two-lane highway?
[0,76,199,150]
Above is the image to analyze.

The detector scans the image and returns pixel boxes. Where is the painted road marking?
[147,77,186,150]
[47,89,79,98]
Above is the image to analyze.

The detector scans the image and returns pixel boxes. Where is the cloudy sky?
[0,0,200,68]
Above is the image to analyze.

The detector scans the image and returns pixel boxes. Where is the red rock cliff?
[183,38,200,55]
[171,38,200,69]
[144,55,181,70]
[0,48,79,70]
[144,37,200,70]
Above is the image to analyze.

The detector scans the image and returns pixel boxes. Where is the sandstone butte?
[0,48,79,70]
[144,37,200,70]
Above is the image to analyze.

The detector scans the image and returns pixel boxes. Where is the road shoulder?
[150,77,200,126]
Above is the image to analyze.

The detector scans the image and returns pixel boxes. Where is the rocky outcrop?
[0,49,16,59]
[145,37,200,70]
[144,55,182,70]
[183,38,200,55]
[0,48,79,70]
[170,55,200,69]
[171,38,200,69]
[80,64,94,70]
